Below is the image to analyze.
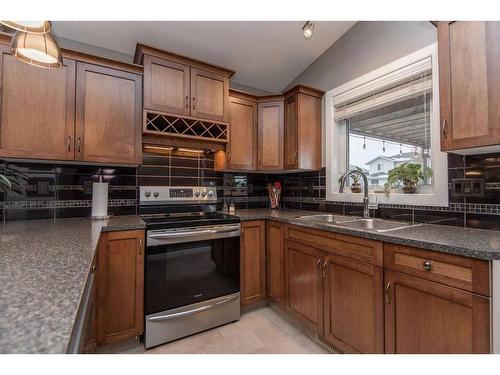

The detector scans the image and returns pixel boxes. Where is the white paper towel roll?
[91,182,109,219]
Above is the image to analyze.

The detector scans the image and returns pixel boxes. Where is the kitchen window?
[325,44,448,206]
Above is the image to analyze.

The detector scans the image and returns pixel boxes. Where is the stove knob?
[144,190,151,198]
[194,190,200,197]
[201,191,207,197]
[208,191,213,197]
[153,190,159,198]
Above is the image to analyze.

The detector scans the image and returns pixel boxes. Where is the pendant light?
[10,29,63,69]
[0,21,51,34]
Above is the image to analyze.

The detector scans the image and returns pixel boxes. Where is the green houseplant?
[0,167,28,195]
[383,162,432,195]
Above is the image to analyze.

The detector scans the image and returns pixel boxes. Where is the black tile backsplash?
[1,151,499,230]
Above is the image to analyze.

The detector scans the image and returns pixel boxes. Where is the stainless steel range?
[140,186,240,349]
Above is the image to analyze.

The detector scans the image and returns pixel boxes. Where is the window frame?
[325,43,448,207]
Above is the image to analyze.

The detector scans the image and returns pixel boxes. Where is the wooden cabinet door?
[258,100,284,170]
[297,93,321,170]
[284,94,298,169]
[322,254,384,353]
[96,230,145,345]
[284,240,323,334]
[384,270,490,354]
[190,67,229,122]
[75,62,142,165]
[266,221,284,308]
[438,21,500,150]
[0,46,75,160]
[240,221,266,306]
[226,95,257,170]
[143,55,191,116]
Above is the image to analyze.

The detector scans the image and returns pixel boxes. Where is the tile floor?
[97,307,330,354]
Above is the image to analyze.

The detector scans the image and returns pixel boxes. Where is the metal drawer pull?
[148,295,239,322]
[66,136,71,152]
[385,282,391,304]
[422,260,432,271]
[322,260,328,279]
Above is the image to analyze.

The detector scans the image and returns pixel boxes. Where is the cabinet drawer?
[286,225,383,266]
[384,243,490,296]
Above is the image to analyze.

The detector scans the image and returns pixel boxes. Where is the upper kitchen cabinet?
[0,44,76,161]
[75,62,142,165]
[258,96,284,171]
[283,85,323,170]
[224,90,258,170]
[0,39,144,165]
[438,21,500,152]
[135,44,233,123]
[142,55,191,116]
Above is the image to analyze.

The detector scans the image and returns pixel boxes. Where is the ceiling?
[51,21,355,93]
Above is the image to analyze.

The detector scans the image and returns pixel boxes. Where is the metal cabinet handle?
[422,260,432,271]
[385,282,391,304]
[442,118,448,138]
[185,95,189,109]
[294,151,298,162]
[316,258,322,273]
[91,263,97,273]
[138,239,143,256]
[227,151,231,162]
[322,260,328,279]
[77,137,82,153]
[192,96,196,110]
[66,136,72,152]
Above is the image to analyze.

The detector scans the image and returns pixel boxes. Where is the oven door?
[145,224,240,315]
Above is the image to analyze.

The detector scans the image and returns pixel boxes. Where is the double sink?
[298,214,421,233]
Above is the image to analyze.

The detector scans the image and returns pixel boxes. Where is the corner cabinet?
[240,220,266,307]
[96,230,145,345]
[75,62,142,164]
[0,45,76,160]
[438,21,500,152]
[0,44,143,165]
[258,97,284,170]
[284,86,323,170]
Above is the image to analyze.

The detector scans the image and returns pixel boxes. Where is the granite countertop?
[0,215,145,354]
[231,209,500,261]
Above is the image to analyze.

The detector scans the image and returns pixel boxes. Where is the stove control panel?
[140,186,217,204]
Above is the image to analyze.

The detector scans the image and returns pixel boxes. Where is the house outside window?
[325,44,448,206]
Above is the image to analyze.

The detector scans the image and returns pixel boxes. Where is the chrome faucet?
[339,169,377,218]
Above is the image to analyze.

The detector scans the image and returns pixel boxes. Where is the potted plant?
[350,166,364,193]
[383,162,432,195]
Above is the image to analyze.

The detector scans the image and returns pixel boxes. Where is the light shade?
[10,30,63,69]
[0,20,51,34]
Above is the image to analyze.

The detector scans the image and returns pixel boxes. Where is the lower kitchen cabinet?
[240,221,266,306]
[96,230,145,345]
[266,221,284,308]
[384,270,490,354]
[284,240,323,335]
[322,254,384,353]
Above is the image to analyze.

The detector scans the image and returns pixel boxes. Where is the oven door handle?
[149,229,212,239]
[148,226,240,239]
[147,294,239,322]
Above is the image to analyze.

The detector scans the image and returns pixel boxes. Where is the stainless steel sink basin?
[298,214,361,224]
[337,218,419,233]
